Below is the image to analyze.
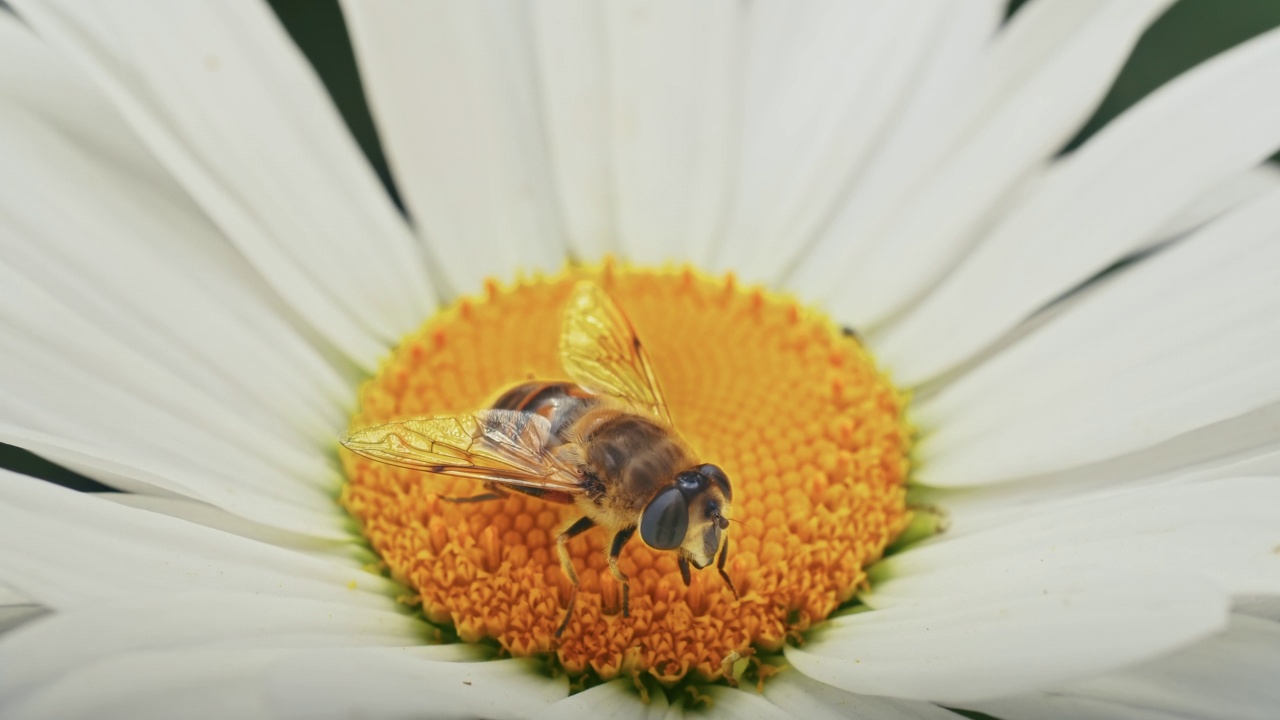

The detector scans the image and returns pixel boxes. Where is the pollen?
[341,266,911,685]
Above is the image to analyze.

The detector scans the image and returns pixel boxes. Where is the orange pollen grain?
[341,267,911,684]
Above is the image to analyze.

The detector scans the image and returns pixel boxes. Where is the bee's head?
[638,463,732,568]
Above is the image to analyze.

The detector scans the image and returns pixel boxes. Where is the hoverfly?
[342,281,737,636]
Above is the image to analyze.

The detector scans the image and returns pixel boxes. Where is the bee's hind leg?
[438,481,509,504]
[554,516,596,637]
[608,526,637,618]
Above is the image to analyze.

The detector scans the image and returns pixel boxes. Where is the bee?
[342,281,737,636]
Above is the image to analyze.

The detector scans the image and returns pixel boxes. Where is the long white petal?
[873,477,1280,604]
[714,1,955,282]
[918,405,1280,537]
[530,679,669,720]
[267,650,566,720]
[605,0,742,267]
[0,82,351,432]
[1150,163,1280,242]
[0,472,394,611]
[0,592,429,697]
[0,258,338,491]
[0,12,156,180]
[965,614,1280,720]
[0,584,44,636]
[341,0,567,295]
[915,187,1280,487]
[700,686,796,720]
[101,495,373,564]
[11,0,434,370]
[765,667,958,719]
[529,1,615,262]
[0,427,345,538]
[0,111,351,446]
[0,101,359,532]
[790,0,1173,322]
[1,648,284,720]
[772,0,1001,285]
[0,606,44,637]
[788,568,1227,703]
[880,26,1280,384]
[0,646,557,720]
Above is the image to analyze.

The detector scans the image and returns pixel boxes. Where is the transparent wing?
[341,409,584,493]
[559,281,672,424]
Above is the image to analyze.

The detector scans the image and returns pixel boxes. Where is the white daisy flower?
[2,1,1279,718]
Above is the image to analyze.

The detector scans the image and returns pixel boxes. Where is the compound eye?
[639,487,689,550]
[697,463,732,500]
[675,470,705,493]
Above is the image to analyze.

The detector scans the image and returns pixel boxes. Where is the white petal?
[873,477,1280,605]
[0,645,550,720]
[267,650,567,720]
[1236,596,1280,623]
[0,584,44,636]
[914,187,1280,486]
[765,667,957,719]
[788,568,1228,703]
[966,614,1280,720]
[605,0,741,267]
[0,471,395,611]
[0,605,45,637]
[0,105,351,442]
[775,0,1001,284]
[0,427,345,538]
[699,686,796,720]
[1,648,283,720]
[0,258,338,494]
[0,11,156,180]
[341,0,566,294]
[790,0,1174,323]
[714,1,954,282]
[917,403,1280,538]
[11,0,434,370]
[0,103,356,534]
[880,26,1280,384]
[1151,164,1280,242]
[531,679,669,720]
[0,592,429,697]
[101,494,374,564]
[0,584,32,607]
[529,0,614,262]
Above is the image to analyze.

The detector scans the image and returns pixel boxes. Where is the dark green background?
[5,0,1280,488]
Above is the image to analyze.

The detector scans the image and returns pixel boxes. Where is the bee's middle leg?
[555,516,596,637]
[608,526,636,618]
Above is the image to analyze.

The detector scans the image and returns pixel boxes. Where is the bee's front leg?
[717,536,739,599]
[608,526,636,618]
[555,516,596,637]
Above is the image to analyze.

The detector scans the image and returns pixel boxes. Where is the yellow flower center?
[341,266,911,684]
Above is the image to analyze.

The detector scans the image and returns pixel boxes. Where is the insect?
[342,281,737,636]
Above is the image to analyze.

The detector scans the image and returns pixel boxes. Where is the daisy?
[2,0,1280,718]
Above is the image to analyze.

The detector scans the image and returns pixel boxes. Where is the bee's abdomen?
[491,381,596,443]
